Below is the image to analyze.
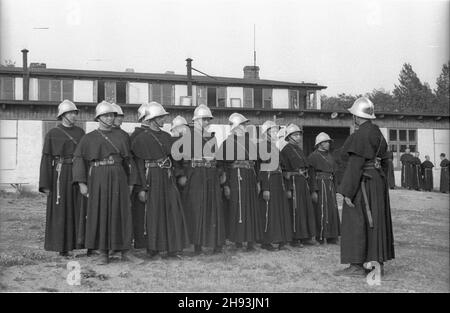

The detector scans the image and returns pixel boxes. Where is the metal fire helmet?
[94,100,116,121]
[192,104,213,121]
[57,99,78,119]
[229,112,249,130]
[137,102,152,122]
[261,120,277,134]
[348,96,376,119]
[171,115,188,131]
[284,123,302,140]
[143,101,169,121]
[111,103,124,116]
[315,132,333,146]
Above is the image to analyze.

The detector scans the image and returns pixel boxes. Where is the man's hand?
[219,172,226,185]
[344,196,354,208]
[79,183,88,197]
[262,191,270,202]
[311,191,318,203]
[286,190,292,199]
[129,186,134,194]
[178,176,187,187]
[223,186,231,199]
[138,191,147,203]
[256,182,261,195]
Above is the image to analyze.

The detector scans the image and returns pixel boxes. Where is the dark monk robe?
[129,125,150,249]
[308,149,340,242]
[386,150,395,189]
[39,124,85,253]
[73,129,137,251]
[411,156,422,190]
[400,153,414,189]
[131,128,190,254]
[179,128,226,250]
[421,160,434,191]
[280,143,317,241]
[337,120,395,265]
[217,132,262,245]
[440,158,449,193]
[258,140,293,246]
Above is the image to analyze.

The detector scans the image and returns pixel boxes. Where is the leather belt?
[191,159,217,168]
[145,157,172,169]
[90,155,123,167]
[316,172,333,180]
[52,156,73,165]
[231,160,255,169]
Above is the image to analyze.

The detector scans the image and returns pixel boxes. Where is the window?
[105,81,116,103]
[207,87,217,107]
[289,90,299,109]
[388,129,417,169]
[0,120,18,170]
[196,86,207,106]
[217,87,226,107]
[38,79,73,101]
[0,76,15,100]
[253,87,263,109]
[263,88,272,109]
[230,98,242,108]
[150,83,174,106]
[307,91,316,109]
[243,88,253,108]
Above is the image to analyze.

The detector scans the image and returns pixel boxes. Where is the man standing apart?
[439,153,449,193]
[335,97,395,277]
[39,100,85,256]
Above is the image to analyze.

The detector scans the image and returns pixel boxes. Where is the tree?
[367,89,397,112]
[435,61,450,114]
[0,59,16,67]
[393,63,435,113]
[321,93,362,111]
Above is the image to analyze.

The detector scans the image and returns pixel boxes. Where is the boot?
[87,249,100,257]
[290,240,303,248]
[302,238,320,246]
[166,251,182,259]
[213,245,223,254]
[333,264,366,277]
[96,250,109,265]
[235,242,243,249]
[121,250,145,264]
[146,249,159,259]
[261,243,275,251]
[326,238,339,245]
[246,242,256,252]
[109,250,122,260]
[278,242,288,250]
[194,244,203,255]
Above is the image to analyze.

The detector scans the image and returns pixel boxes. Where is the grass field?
[0,189,448,293]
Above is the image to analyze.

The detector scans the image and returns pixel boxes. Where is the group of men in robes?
[39,96,395,278]
[400,149,449,192]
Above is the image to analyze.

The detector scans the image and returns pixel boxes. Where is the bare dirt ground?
[0,189,448,293]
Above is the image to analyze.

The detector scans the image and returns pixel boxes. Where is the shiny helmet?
[143,101,169,121]
[192,104,213,121]
[315,132,333,146]
[229,112,249,130]
[111,103,124,116]
[348,96,376,119]
[170,115,188,131]
[95,100,116,121]
[284,123,302,141]
[57,99,78,119]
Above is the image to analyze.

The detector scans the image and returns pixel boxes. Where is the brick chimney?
[21,49,29,101]
[243,65,260,79]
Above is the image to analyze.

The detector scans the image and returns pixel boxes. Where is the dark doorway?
[207,87,217,107]
[302,126,350,157]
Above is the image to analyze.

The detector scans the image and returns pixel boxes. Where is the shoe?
[290,240,303,248]
[278,242,288,250]
[166,252,183,259]
[327,238,339,245]
[302,239,320,246]
[194,245,203,255]
[59,251,68,257]
[261,244,275,251]
[333,264,366,277]
[87,249,100,257]
[121,251,145,264]
[246,242,256,252]
[96,251,109,265]
[109,250,121,260]
[146,249,159,259]
[235,242,243,249]
[213,246,223,254]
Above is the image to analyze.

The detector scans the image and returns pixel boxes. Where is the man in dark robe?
[131,102,190,258]
[257,121,293,251]
[421,155,434,192]
[335,97,395,277]
[400,148,414,189]
[111,103,131,147]
[39,100,85,256]
[73,101,141,265]
[308,132,340,245]
[385,149,396,189]
[411,152,422,191]
[439,153,449,193]
[280,124,318,247]
[176,105,226,254]
[217,113,262,251]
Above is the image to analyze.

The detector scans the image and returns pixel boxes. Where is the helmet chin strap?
[62,115,74,127]
[99,118,113,129]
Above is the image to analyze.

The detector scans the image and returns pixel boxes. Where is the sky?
[0,0,448,96]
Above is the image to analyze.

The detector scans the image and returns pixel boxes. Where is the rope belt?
[90,155,123,167]
[286,168,309,179]
[316,172,333,180]
[231,160,255,169]
[53,156,73,205]
[191,159,217,168]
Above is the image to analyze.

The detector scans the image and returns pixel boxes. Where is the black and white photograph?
[0,0,449,297]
